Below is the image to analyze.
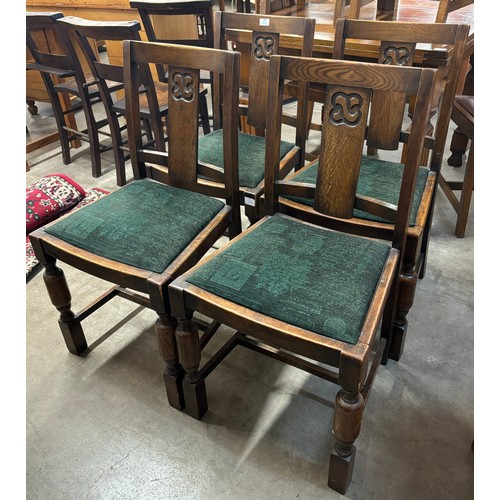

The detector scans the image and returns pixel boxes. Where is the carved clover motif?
[253,36,275,60]
[171,72,195,102]
[383,46,410,66]
[329,92,363,127]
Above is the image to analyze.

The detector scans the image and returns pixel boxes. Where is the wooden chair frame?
[438,95,474,237]
[29,41,242,411]
[130,0,217,132]
[56,16,185,187]
[333,0,400,21]
[281,19,469,362]
[435,0,474,23]
[167,54,436,494]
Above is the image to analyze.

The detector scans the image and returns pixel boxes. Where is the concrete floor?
[25,95,474,499]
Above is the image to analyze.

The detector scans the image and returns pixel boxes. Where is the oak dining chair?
[282,19,469,361]
[197,11,315,222]
[29,41,242,409]
[167,53,436,494]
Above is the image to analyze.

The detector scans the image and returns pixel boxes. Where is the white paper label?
[244,197,256,207]
[259,18,270,26]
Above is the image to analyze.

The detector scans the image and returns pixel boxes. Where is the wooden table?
[263,0,474,90]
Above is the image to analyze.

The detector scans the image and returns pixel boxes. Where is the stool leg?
[448,127,470,167]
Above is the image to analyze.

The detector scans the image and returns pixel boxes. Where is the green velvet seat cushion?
[288,157,429,226]
[198,129,295,189]
[45,179,225,274]
[186,215,391,344]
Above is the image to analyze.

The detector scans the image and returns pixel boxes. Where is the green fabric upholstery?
[187,215,391,344]
[46,179,225,274]
[288,157,429,226]
[198,129,295,188]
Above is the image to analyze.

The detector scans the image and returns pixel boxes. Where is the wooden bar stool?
[438,95,474,237]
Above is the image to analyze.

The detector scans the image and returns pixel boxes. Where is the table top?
[274,0,474,30]
[268,0,474,57]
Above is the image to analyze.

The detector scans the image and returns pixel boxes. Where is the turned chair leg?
[42,262,87,355]
[389,262,418,361]
[155,313,185,411]
[329,389,365,494]
[175,318,208,419]
[447,127,470,167]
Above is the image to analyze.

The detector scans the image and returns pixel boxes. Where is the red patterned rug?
[26,174,109,278]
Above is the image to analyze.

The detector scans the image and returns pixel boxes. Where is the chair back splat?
[166,55,436,494]
[29,42,241,417]
[124,40,241,234]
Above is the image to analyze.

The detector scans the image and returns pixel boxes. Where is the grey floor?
[25,95,474,499]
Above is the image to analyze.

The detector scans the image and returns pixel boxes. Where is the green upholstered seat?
[45,179,225,274]
[186,215,391,344]
[198,129,295,188]
[288,157,429,226]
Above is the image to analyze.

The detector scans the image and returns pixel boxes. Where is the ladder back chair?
[198,10,315,222]
[56,16,175,187]
[284,19,469,361]
[167,54,436,494]
[28,41,242,411]
[26,12,123,180]
[130,0,216,133]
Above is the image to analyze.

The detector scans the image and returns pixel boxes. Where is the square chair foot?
[328,447,356,494]
[182,379,208,420]
[388,321,407,362]
[164,370,185,411]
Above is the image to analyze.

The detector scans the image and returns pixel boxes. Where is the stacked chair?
[56,16,212,187]
[26,12,123,181]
